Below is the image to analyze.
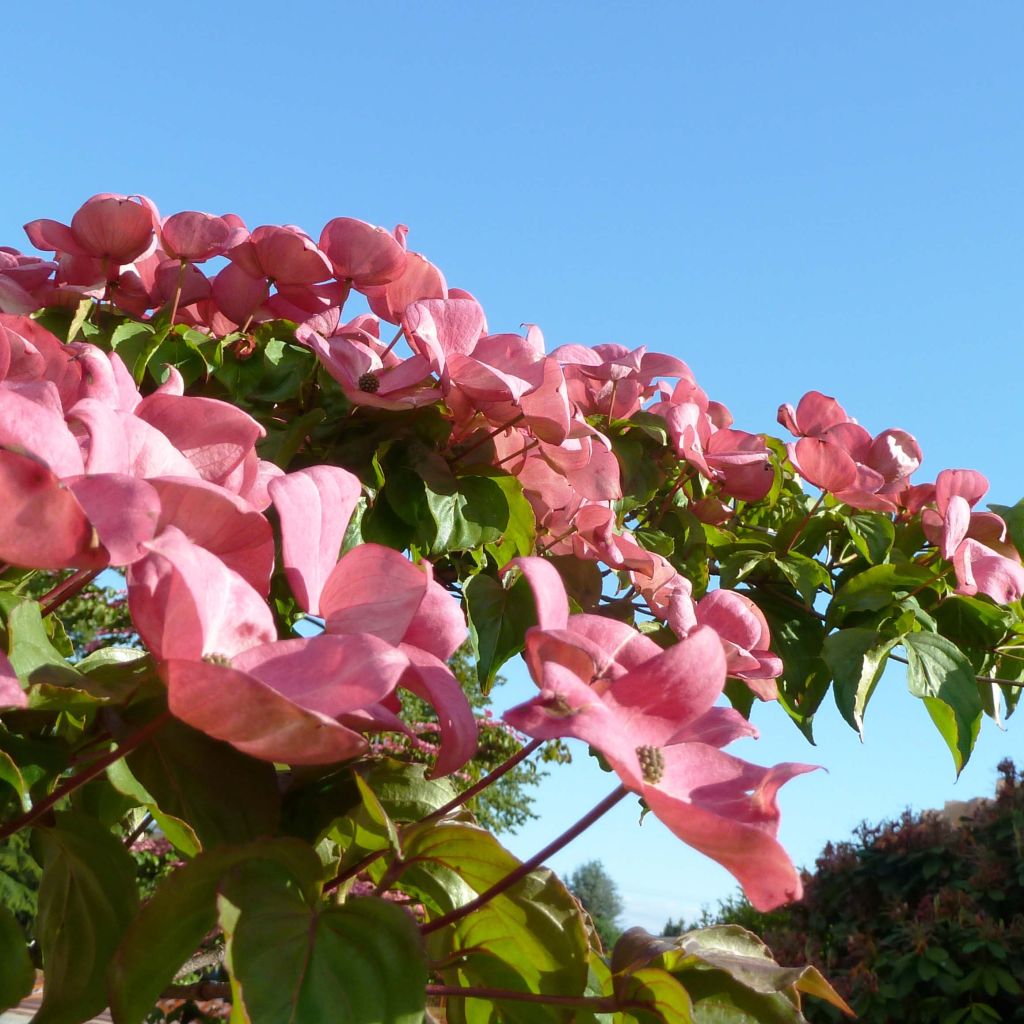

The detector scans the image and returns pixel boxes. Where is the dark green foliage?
[691,760,1024,1023]
[568,859,624,950]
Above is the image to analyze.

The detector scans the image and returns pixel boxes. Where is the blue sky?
[4,2,1023,932]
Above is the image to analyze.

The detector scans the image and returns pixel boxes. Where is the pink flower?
[25,193,159,265]
[0,248,55,313]
[296,311,438,410]
[160,211,246,263]
[128,528,411,765]
[502,559,814,910]
[551,342,691,420]
[319,217,408,287]
[922,469,1024,603]
[779,391,922,509]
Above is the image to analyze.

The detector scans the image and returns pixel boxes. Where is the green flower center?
[357,372,381,393]
[636,745,665,785]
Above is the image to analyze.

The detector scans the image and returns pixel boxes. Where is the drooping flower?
[502,558,815,910]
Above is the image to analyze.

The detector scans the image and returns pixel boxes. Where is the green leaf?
[774,552,831,606]
[746,590,829,740]
[617,967,695,1024]
[6,599,83,689]
[828,563,937,627]
[34,813,139,1024]
[405,822,589,1015]
[635,528,676,559]
[465,571,535,691]
[357,758,458,822]
[0,903,34,1012]
[108,838,322,1024]
[329,774,399,872]
[933,596,1013,652]
[718,551,772,592]
[361,492,416,549]
[626,411,670,445]
[0,747,29,812]
[221,864,426,1024]
[612,432,665,506]
[125,716,281,849]
[902,633,984,775]
[109,321,156,378]
[423,474,516,555]
[549,554,605,612]
[822,628,898,736]
[74,648,160,705]
[484,472,537,564]
[106,758,201,857]
[280,766,361,845]
[613,926,852,1022]
[66,297,93,343]
[672,926,850,1013]
[845,512,895,565]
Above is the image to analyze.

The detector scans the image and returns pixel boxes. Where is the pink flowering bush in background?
[0,192,1022,1023]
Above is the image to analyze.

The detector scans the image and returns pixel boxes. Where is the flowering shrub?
[688,760,1024,1023]
[0,192,1022,1022]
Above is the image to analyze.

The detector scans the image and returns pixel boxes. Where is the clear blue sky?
[4,1,1023,932]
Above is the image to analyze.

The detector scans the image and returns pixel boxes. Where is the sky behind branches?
[4,1,1023,931]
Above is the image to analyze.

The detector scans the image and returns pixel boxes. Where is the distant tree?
[568,860,624,950]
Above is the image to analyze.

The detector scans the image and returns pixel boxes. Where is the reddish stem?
[166,259,187,326]
[420,785,629,936]
[0,713,170,842]
[39,568,102,617]
[427,984,618,1010]
[495,440,538,466]
[325,738,546,893]
[454,413,527,463]
[905,568,948,600]
[537,526,577,555]
[381,325,406,358]
[431,738,543,820]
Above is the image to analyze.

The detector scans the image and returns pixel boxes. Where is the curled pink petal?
[270,466,363,614]
[321,545,429,644]
[127,526,275,661]
[150,477,275,595]
[398,645,477,777]
[643,751,819,911]
[320,217,407,287]
[503,557,569,630]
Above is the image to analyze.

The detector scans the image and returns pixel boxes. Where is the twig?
[887,651,1024,689]
[325,738,545,893]
[0,712,170,841]
[420,785,629,936]
[427,984,617,1011]
[39,568,102,616]
[123,812,153,848]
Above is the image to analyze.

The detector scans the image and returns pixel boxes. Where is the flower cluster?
[2,192,1023,925]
